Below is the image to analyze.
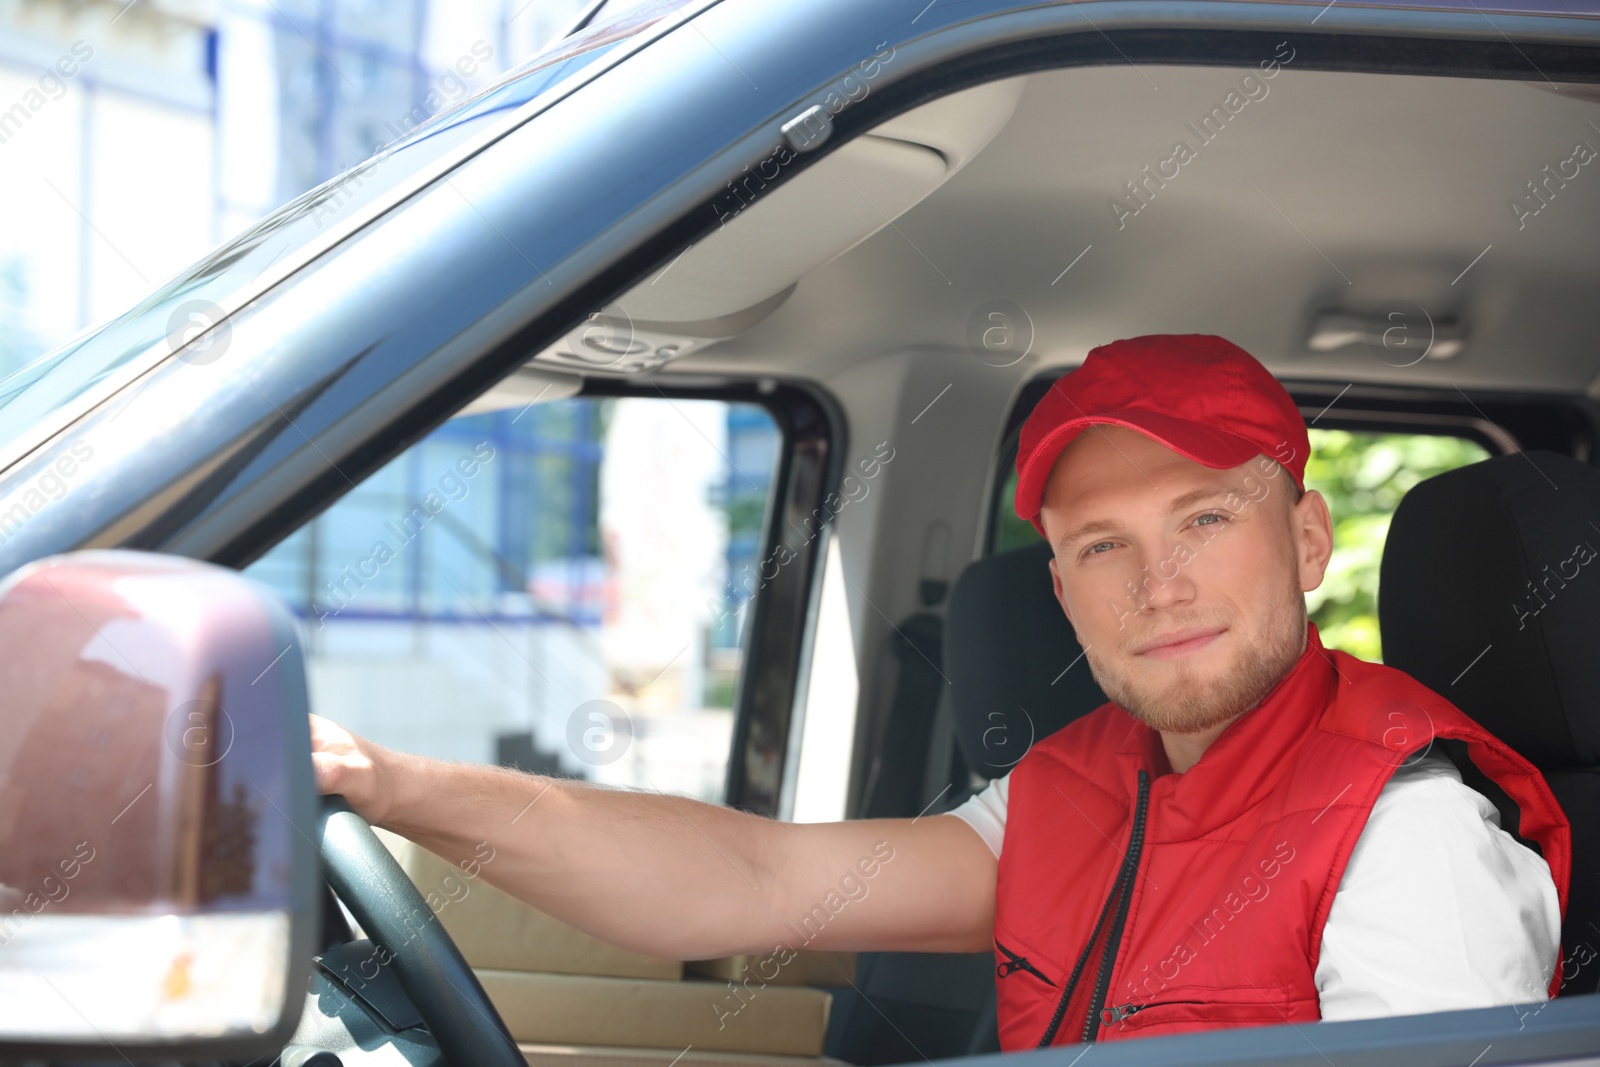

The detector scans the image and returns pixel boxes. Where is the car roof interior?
[695,65,1600,393]
[486,63,1600,395]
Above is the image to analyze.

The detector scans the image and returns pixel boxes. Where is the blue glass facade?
[248,398,779,636]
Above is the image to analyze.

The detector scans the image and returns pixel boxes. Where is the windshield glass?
[0,0,678,463]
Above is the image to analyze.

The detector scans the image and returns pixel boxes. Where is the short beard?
[1086,598,1308,736]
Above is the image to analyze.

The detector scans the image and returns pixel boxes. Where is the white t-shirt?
[949,751,1561,1020]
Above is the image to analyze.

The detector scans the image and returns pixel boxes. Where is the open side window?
[243,379,832,812]
[239,378,854,1060]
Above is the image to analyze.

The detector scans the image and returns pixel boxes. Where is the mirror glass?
[0,550,315,1053]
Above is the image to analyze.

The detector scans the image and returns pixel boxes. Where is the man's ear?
[1293,488,1334,593]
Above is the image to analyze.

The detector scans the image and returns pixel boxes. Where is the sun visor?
[531,75,1027,376]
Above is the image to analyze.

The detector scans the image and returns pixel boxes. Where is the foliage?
[993,468,1042,554]
[725,493,768,541]
[1304,429,1487,662]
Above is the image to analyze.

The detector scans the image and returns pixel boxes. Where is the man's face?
[1041,425,1333,737]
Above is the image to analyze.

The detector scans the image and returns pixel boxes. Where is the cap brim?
[1016,412,1270,534]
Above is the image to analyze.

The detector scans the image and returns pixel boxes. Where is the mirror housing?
[0,550,318,1060]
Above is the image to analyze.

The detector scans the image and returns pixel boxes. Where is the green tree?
[1305,430,1487,661]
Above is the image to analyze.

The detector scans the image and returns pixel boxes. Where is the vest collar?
[1112,622,1339,841]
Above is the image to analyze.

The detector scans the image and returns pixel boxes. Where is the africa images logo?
[0,440,94,547]
[566,699,632,767]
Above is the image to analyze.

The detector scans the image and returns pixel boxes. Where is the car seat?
[943,540,1110,780]
[825,540,1105,1063]
[1379,450,1600,996]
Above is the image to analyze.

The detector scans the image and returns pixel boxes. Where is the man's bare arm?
[311,714,995,960]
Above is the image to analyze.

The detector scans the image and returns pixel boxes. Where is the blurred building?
[0,0,588,380]
[0,0,783,801]
[246,396,778,802]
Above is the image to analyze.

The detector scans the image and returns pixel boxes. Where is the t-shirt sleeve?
[1314,752,1562,1022]
[946,773,1010,859]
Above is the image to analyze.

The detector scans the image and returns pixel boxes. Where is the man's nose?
[1126,542,1197,610]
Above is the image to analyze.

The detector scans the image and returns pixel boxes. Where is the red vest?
[992,623,1571,1049]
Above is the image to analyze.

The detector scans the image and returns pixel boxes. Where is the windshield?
[0,0,679,465]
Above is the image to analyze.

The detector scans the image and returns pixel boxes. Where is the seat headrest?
[944,540,1107,776]
[1379,450,1600,771]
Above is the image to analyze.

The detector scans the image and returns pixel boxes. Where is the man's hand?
[309,714,399,825]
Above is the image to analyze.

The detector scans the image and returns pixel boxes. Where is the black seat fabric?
[826,541,1106,1065]
[1379,450,1600,995]
[944,539,1109,776]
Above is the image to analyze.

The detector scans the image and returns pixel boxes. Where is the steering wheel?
[307,796,528,1067]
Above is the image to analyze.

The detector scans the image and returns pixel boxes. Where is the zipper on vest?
[995,941,1056,986]
[1081,769,1150,1042]
[1100,998,1205,1026]
[1034,768,1150,1048]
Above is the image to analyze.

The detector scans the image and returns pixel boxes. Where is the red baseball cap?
[1014,334,1309,535]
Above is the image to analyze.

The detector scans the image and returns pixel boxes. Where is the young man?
[311,334,1569,1049]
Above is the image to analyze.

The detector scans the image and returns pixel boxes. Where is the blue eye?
[1194,513,1224,527]
[1089,541,1114,553]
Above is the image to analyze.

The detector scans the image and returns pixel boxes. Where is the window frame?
[575,376,843,817]
[242,373,840,818]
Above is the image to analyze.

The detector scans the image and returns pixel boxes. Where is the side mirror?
[0,550,318,1060]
